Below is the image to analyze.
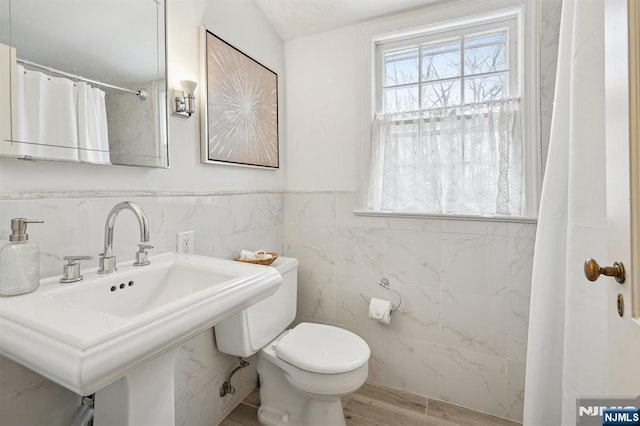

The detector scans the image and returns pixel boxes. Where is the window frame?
[359,0,540,221]
[375,18,519,114]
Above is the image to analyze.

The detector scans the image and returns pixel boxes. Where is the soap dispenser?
[0,218,44,296]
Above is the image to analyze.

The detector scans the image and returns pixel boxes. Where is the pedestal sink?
[0,253,281,426]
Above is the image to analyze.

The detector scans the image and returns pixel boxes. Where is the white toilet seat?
[260,342,368,398]
[259,323,370,397]
[276,322,370,374]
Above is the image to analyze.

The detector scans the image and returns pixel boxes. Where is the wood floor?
[220,383,521,426]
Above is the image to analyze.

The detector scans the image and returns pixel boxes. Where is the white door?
[604,0,640,393]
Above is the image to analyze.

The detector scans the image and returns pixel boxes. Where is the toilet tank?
[214,256,298,357]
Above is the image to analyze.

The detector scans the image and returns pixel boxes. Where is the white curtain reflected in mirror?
[14,65,111,163]
[0,0,168,168]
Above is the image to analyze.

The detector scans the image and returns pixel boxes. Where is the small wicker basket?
[235,251,278,266]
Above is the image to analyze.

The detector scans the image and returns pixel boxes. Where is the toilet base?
[257,348,362,426]
[302,399,347,426]
[258,398,346,426]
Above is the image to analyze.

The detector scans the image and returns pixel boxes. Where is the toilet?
[214,257,370,426]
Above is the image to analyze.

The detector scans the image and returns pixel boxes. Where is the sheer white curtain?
[523,0,608,424]
[367,98,522,215]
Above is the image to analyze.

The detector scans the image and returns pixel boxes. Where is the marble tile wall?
[284,191,536,422]
[106,80,164,167]
[0,191,283,426]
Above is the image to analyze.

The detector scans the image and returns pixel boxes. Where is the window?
[366,11,535,217]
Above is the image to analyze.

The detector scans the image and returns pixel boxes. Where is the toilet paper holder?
[359,277,402,313]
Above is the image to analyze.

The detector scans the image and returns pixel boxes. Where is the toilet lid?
[275,323,370,374]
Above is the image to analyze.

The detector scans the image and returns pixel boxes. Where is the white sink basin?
[0,253,281,397]
[52,261,242,318]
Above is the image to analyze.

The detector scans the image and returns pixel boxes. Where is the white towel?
[239,250,257,260]
[239,249,272,261]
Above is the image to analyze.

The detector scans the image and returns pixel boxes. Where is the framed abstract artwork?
[200,27,279,169]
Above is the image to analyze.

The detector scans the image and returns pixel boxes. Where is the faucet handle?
[60,255,94,283]
[133,243,153,266]
[64,255,93,262]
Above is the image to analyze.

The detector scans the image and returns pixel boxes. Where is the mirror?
[0,0,168,168]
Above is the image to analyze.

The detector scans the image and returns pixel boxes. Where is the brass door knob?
[584,258,626,284]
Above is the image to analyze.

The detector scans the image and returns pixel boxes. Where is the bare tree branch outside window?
[382,31,508,112]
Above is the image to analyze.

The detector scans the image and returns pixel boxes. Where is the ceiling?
[253,0,442,41]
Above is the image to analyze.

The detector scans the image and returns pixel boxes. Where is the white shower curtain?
[523,0,608,425]
[77,81,110,164]
[15,65,79,161]
[14,66,110,163]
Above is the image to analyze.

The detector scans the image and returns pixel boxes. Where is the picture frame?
[200,27,279,169]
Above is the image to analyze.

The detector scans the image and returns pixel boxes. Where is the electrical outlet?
[177,231,194,254]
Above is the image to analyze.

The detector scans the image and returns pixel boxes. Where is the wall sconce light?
[171,80,198,118]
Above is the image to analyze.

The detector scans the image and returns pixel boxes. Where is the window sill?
[352,209,537,224]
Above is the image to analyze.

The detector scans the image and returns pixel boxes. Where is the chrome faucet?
[98,201,152,274]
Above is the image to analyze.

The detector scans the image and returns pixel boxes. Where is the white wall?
[0,0,286,195]
[286,26,362,191]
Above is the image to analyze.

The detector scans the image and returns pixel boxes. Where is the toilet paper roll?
[368,297,392,324]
